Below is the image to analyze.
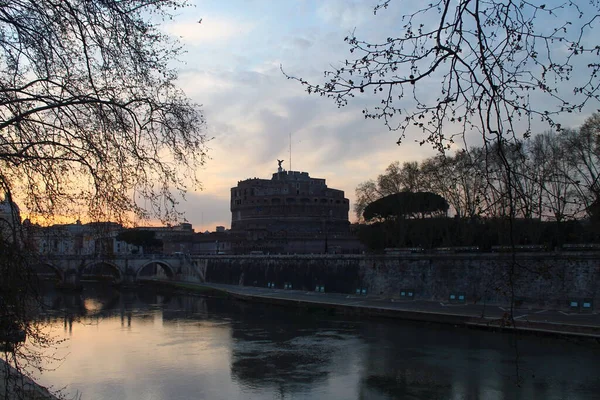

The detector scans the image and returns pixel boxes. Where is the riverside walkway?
[175,281,600,339]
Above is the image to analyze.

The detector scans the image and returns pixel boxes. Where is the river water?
[29,284,600,400]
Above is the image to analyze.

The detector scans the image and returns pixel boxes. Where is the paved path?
[172,281,600,339]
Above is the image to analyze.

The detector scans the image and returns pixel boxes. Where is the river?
[28,283,600,400]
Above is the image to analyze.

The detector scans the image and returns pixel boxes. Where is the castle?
[228,163,361,254]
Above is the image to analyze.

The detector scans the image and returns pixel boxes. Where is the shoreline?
[0,358,58,400]
[144,279,600,342]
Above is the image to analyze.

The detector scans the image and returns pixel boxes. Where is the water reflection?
[33,283,600,400]
[228,307,352,392]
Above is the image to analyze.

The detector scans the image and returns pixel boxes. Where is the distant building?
[0,195,131,254]
[231,167,350,234]
[163,229,244,255]
[30,221,129,256]
[0,194,20,225]
[0,194,21,245]
[0,194,21,225]
[228,163,362,254]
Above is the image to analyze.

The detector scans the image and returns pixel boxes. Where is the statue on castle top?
[277,159,284,168]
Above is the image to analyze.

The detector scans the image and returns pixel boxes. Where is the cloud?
[291,37,312,50]
[160,0,594,228]
[172,49,440,227]
[316,0,371,30]
[179,192,230,232]
[165,16,256,45]
[177,69,236,97]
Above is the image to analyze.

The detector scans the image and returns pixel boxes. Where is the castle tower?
[230,164,350,235]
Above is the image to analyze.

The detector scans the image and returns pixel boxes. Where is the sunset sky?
[155,0,594,232]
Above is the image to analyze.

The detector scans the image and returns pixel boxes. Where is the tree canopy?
[0,1,205,395]
[116,229,163,251]
[287,0,600,150]
[286,0,600,241]
[363,191,449,221]
[357,114,600,222]
[0,0,207,224]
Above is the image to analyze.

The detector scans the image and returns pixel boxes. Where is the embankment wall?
[191,253,599,308]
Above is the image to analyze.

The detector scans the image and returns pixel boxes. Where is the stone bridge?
[34,254,204,287]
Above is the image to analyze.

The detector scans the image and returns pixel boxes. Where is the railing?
[34,244,600,260]
[39,253,181,260]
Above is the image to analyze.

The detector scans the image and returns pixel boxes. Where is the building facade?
[31,221,130,256]
[229,165,361,254]
[231,168,350,234]
[29,221,195,256]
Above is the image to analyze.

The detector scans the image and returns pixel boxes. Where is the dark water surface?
[32,284,600,400]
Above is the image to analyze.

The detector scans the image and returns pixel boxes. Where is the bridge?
[32,254,204,287]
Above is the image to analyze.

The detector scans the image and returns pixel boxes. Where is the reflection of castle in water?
[226,304,364,394]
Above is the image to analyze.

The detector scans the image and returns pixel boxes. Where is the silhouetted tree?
[355,161,428,220]
[284,3,600,307]
[0,0,207,223]
[562,115,600,216]
[363,192,449,221]
[116,229,163,253]
[286,0,599,150]
[0,1,206,397]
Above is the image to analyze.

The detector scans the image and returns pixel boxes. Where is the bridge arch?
[136,260,176,279]
[79,260,122,282]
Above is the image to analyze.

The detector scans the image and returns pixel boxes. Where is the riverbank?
[189,252,600,311]
[147,280,600,341]
[0,359,58,400]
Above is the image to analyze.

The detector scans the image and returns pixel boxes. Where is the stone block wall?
[192,253,599,308]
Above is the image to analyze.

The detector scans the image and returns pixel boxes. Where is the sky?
[157,0,598,232]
